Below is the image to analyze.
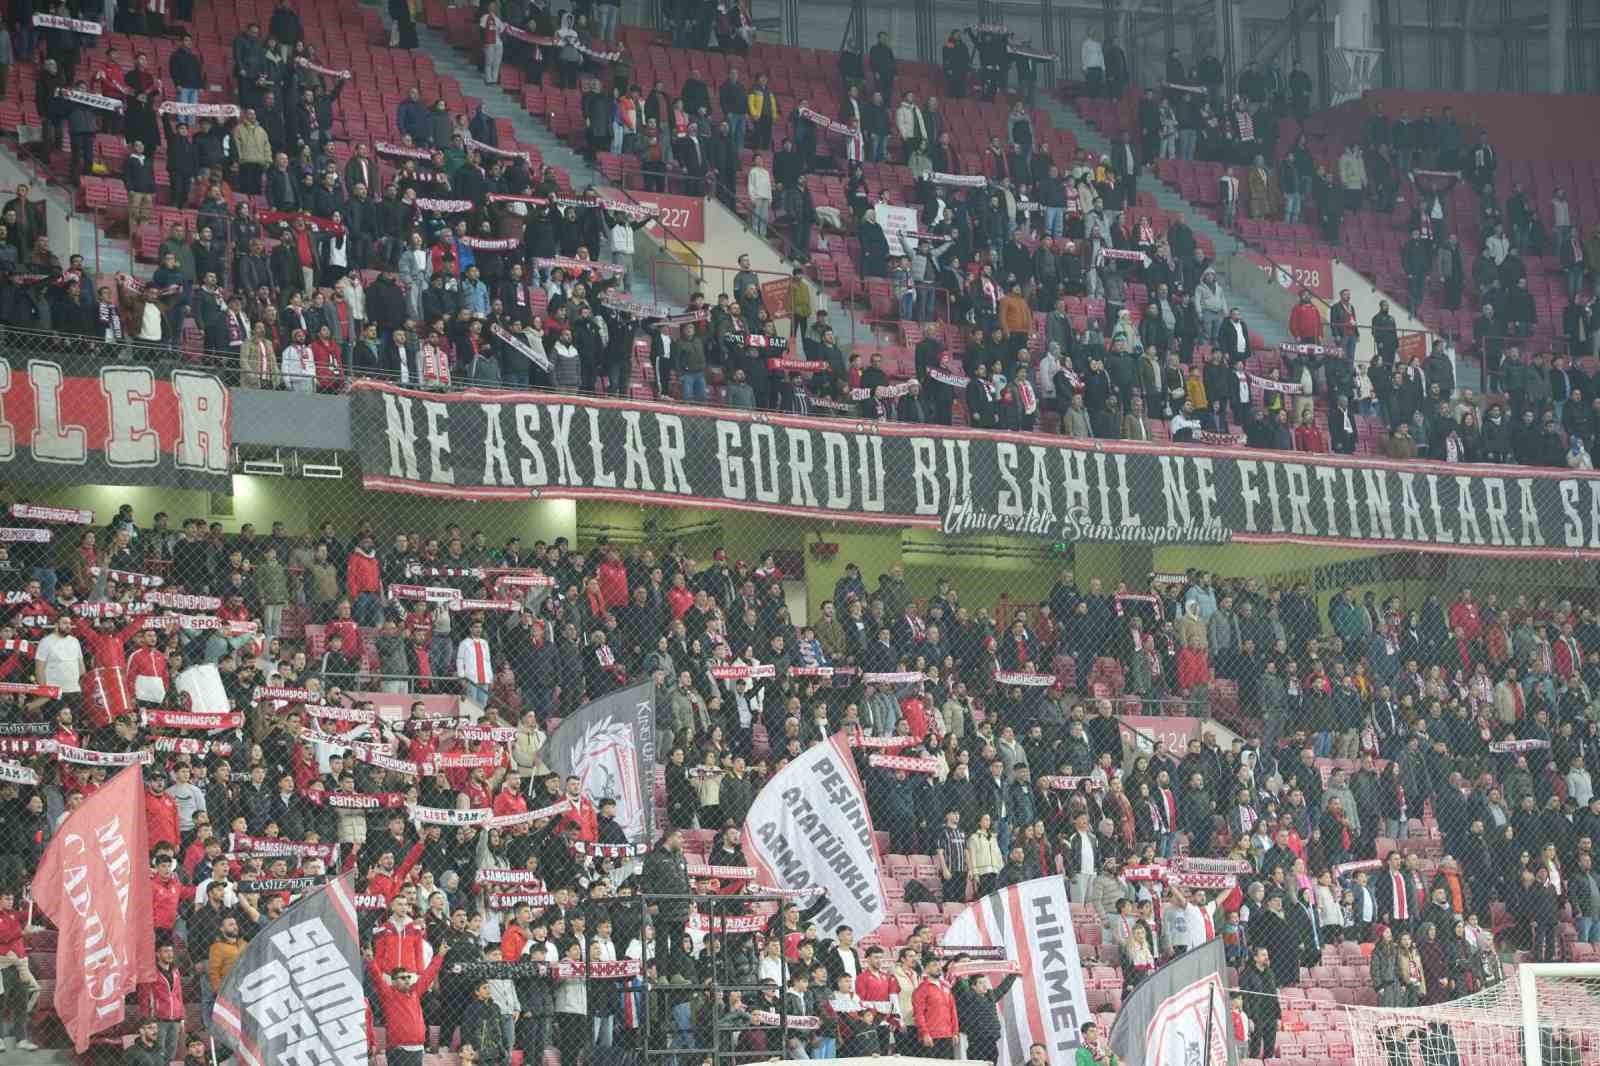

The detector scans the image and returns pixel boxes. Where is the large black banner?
[349,382,1600,559]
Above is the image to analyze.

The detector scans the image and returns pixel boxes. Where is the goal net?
[1345,964,1600,1066]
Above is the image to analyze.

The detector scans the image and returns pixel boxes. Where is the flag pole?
[210,1034,220,1066]
[1202,980,1217,1066]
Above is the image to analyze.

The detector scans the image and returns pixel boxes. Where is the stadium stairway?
[407,7,881,351]
[1038,92,1298,359]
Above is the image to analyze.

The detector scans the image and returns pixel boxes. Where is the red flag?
[30,764,157,1051]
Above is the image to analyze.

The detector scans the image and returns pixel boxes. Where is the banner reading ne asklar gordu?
[942,877,1091,1066]
[350,382,1600,557]
[741,733,888,936]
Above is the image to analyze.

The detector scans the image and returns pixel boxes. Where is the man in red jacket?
[911,954,958,1056]
[345,536,383,626]
[366,940,448,1066]
[138,939,185,1063]
[1288,289,1322,344]
[145,773,180,850]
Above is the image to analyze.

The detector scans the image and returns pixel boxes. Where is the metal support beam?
[1550,0,1571,90]
[1247,0,1325,68]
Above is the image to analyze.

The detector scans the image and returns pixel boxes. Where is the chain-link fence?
[2,345,1600,1066]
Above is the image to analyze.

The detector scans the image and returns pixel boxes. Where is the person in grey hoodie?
[726,367,756,408]
[374,618,411,694]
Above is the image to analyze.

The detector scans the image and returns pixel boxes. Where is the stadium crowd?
[0,499,1594,1064]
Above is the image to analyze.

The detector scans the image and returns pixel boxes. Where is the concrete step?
[1037,93,1293,350]
[399,4,880,346]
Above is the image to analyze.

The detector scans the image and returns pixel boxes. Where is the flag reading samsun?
[212,870,367,1066]
[29,764,157,1051]
[942,877,1091,1066]
[741,733,887,936]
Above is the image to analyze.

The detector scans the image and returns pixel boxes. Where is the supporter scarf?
[145,615,257,636]
[353,894,390,910]
[376,142,433,161]
[57,744,151,766]
[352,748,429,777]
[1165,82,1206,94]
[464,136,530,164]
[0,760,38,785]
[301,704,380,724]
[709,663,775,680]
[767,358,826,372]
[1197,430,1246,446]
[0,528,51,543]
[389,584,463,604]
[415,198,475,214]
[1037,774,1092,790]
[1167,872,1236,890]
[477,867,548,886]
[1171,857,1253,875]
[406,564,483,578]
[157,100,240,118]
[0,682,58,698]
[533,255,625,276]
[259,210,345,235]
[1095,247,1151,267]
[932,944,1009,959]
[494,571,557,589]
[851,382,913,401]
[409,796,571,827]
[570,839,648,857]
[433,751,506,772]
[451,959,641,978]
[60,88,123,112]
[487,892,556,909]
[491,323,551,370]
[115,273,182,298]
[73,601,156,619]
[992,671,1055,687]
[928,369,970,388]
[311,791,408,809]
[0,591,33,605]
[798,105,855,138]
[751,1011,819,1030]
[88,567,163,587]
[845,733,919,750]
[929,171,988,188]
[153,736,233,756]
[254,686,320,703]
[144,590,222,610]
[861,671,923,684]
[810,396,855,411]
[1278,342,1334,356]
[238,877,325,894]
[1236,110,1255,141]
[948,960,1023,978]
[1333,859,1384,877]
[456,725,517,743]
[1249,373,1309,395]
[141,710,244,730]
[1489,738,1549,752]
[0,738,56,756]
[460,235,521,251]
[971,22,1009,34]
[34,12,103,33]
[11,503,92,524]
[600,291,677,319]
[295,56,352,80]
[689,911,766,933]
[728,332,780,349]
[1008,44,1055,60]
[867,754,941,774]
[0,722,52,736]
[658,310,709,328]
[685,862,756,880]
[230,834,340,862]
[524,30,622,62]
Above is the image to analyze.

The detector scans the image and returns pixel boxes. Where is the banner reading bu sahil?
[29,764,158,1051]
[941,876,1091,1066]
[351,383,1600,559]
[741,732,888,937]
[212,869,367,1066]
[1108,937,1236,1066]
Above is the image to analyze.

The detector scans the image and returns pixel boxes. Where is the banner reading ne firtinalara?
[349,382,1600,557]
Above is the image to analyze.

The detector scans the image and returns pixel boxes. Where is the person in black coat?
[953,972,1018,1064]
[1238,946,1280,1059]
[1248,893,1303,987]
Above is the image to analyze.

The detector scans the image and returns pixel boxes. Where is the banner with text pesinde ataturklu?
[349,381,1600,557]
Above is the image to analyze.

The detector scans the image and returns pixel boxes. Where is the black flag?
[211,869,367,1066]
[1108,937,1237,1066]
[544,678,657,844]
